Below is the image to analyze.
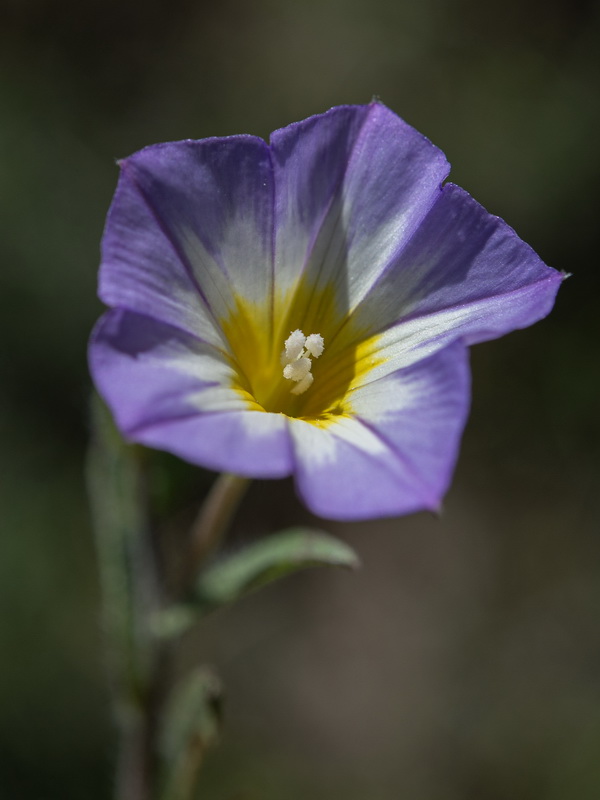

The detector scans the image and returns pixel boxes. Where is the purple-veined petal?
[288,342,470,520]
[90,309,293,477]
[131,411,292,479]
[270,102,450,328]
[342,183,563,382]
[99,136,274,343]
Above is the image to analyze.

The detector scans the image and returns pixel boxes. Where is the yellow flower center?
[220,277,384,424]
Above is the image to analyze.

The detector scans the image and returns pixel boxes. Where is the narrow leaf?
[153,528,360,638]
[152,528,360,639]
[86,393,157,698]
[159,666,223,800]
[196,527,361,609]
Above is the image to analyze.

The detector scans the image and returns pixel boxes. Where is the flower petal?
[270,102,450,325]
[90,309,293,477]
[132,411,293,479]
[288,342,470,520]
[345,183,563,382]
[99,136,274,343]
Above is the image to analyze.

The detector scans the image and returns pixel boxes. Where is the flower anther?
[281,329,324,395]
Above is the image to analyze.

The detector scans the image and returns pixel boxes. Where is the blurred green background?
[1,0,599,798]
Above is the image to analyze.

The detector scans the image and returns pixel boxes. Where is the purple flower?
[89,103,562,521]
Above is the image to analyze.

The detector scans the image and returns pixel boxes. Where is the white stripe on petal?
[288,414,386,469]
[286,344,471,520]
[271,104,449,321]
[347,275,561,390]
[188,385,256,413]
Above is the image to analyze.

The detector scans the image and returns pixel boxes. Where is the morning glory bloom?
[89,102,562,520]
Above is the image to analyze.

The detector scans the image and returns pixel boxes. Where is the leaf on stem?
[153,527,360,638]
[197,526,360,605]
[159,666,223,800]
[86,392,157,700]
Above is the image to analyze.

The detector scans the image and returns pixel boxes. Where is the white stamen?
[281,329,324,396]
[284,329,306,361]
[291,372,314,395]
[305,333,324,358]
[283,357,311,382]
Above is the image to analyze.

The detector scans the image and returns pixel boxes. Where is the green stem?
[158,474,249,800]
[186,473,250,583]
[115,706,152,800]
[115,647,170,800]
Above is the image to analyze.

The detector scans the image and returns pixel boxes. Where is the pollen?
[283,329,307,362]
[281,329,324,395]
[305,333,324,357]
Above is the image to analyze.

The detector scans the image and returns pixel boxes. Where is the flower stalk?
[186,473,250,584]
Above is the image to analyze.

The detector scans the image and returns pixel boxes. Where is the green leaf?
[153,527,360,638]
[159,666,223,800]
[197,526,361,608]
[86,393,157,700]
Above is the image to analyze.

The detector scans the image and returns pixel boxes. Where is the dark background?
[1,1,599,798]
